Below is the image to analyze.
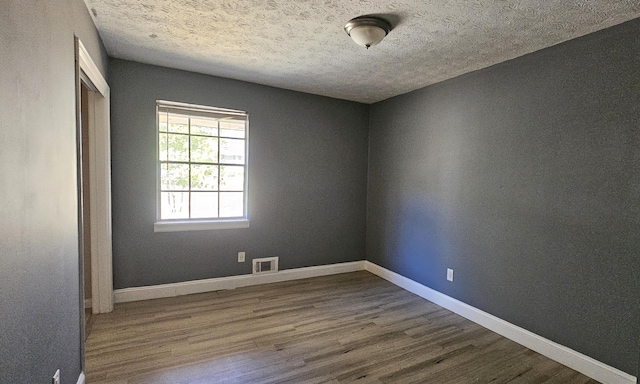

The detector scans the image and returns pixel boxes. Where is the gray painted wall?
[0,1,108,383]
[109,59,369,289]
[367,19,640,374]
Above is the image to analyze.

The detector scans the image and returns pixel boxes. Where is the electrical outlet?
[238,252,245,262]
[447,268,454,282]
[52,369,60,384]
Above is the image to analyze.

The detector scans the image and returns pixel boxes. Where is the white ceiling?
[84,0,640,104]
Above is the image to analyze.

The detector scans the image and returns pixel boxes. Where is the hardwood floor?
[85,271,599,384]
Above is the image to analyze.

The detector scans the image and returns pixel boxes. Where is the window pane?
[220,138,245,164]
[159,111,168,132]
[220,166,244,191]
[191,192,218,218]
[168,113,189,133]
[161,192,189,219]
[220,192,243,217]
[220,121,245,138]
[191,136,218,163]
[161,163,189,190]
[159,132,168,162]
[191,164,218,191]
[191,117,218,136]
[167,133,189,162]
[157,102,249,223]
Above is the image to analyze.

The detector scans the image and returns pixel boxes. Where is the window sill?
[154,219,250,233]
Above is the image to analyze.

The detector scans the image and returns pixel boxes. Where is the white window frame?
[153,100,250,232]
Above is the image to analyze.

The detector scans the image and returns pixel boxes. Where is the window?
[154,101,249,232]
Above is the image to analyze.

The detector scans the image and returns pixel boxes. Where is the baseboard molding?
[76,372,85,384]
[114,261,366,303]
[364,261,636,384]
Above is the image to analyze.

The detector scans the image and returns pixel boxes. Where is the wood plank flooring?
[85,271,600,384]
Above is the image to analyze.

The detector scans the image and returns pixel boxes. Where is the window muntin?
[157,101,248,222]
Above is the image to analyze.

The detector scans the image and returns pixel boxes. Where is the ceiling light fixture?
[344,16,392,49]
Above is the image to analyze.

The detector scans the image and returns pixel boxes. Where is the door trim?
[77,39,113,314]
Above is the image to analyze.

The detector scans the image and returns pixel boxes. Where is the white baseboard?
[114,261,366,303]
[364,261,636,384]
[76,372,85,384]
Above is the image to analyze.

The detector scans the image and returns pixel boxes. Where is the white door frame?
[77,39,113,314]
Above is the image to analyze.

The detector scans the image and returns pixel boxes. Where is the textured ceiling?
[84,0,640,103]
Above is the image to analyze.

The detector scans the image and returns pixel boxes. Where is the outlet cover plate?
[52,369,60,384]
[447,268,454,282]
[238,252,245,262]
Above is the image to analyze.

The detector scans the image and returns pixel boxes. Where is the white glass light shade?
[344,16,392,49]
[349,25,387,47]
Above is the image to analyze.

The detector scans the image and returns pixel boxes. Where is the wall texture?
[109,59,369,289]
[0,1,108,383]
[367,19,640,375]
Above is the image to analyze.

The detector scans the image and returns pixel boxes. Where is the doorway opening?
[75,37,113,378]
[80,82,94,336]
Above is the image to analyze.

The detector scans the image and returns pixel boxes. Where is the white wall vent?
[252,257,279,275]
